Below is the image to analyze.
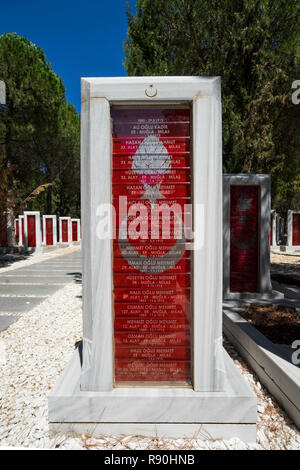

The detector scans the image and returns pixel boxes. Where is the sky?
[1,0,135,113]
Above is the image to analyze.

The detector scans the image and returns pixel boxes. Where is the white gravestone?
[270,210,280,252]
[23,211,42,253]
[18,215,24,247]
[42,215,57,246]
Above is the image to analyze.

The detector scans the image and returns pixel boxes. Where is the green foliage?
[124,0,300,212]
[0,33,80,220]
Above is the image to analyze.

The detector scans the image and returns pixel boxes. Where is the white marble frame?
[223,174,272,299]
[23,211,42,252]
[71,218,81,242]
[80,76,224,393]
[43,215,57,246]
[59,216,72,244]
[287,210,300,251]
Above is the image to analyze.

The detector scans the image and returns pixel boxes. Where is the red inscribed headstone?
[0,213,7,247]
[292,213,300,246]
[230,185,259,293]
[112,107,192,384]
[27,215,36,247]
[46,218,54,246]
[62,220,68,243]
[72,221,78,242]
[21,218,24,245]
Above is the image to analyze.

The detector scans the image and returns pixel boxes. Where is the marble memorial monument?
[49,77,257,441]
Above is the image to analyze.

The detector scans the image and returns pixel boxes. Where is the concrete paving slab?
[0,315,19,331]
[40,260,81,266]
[0,250,82,322]
[7,268,81,276]
[0,276,74,284]
[20,262,80,268]
[0,274,81,281]
[0,284,64,296]
[59,257,81,262]
[0,297,44,313]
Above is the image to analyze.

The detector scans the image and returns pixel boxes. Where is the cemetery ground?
[0,250,300,449]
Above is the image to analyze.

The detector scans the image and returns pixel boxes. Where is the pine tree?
[0,33,81,220]
[124,0,300,209]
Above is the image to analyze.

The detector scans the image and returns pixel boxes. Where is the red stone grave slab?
[72,221,78,242]
[15,219,20,243]
[112,107,191,383]
[112,183,191,199]
[113,287,190,304]
[46,218,54,246]
[113,153,190,170]
[115,345,190,361]
[21,218,24,245]
[114,317,188,333]
[115,331,189,346]
[114,302,188,318]
[113,137,190,155]
[115,359,191,382]
[113,272,191,289]
[61,220,69,243]
[27,215,36,247]
[112,169,191,184]
[292,213,300,246]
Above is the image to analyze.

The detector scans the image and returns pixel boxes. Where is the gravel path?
[0,282,82,448]
[0,278,300,449]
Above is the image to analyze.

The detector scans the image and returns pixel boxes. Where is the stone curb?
[223,306,300,429]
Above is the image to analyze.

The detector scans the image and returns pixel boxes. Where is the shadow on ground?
[0,252,32,268]
[67,272,82,284]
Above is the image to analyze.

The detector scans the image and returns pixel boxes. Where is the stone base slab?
[48,348,257,442]
[49,422,256,442]
[280,245,300,253]
[224,290,284,301]
[272,280,300,302]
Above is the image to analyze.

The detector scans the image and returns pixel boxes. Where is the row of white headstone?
[0,211,80,252]
[2,208,299,252]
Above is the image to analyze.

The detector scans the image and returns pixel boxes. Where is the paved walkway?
[0,250,82,331]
